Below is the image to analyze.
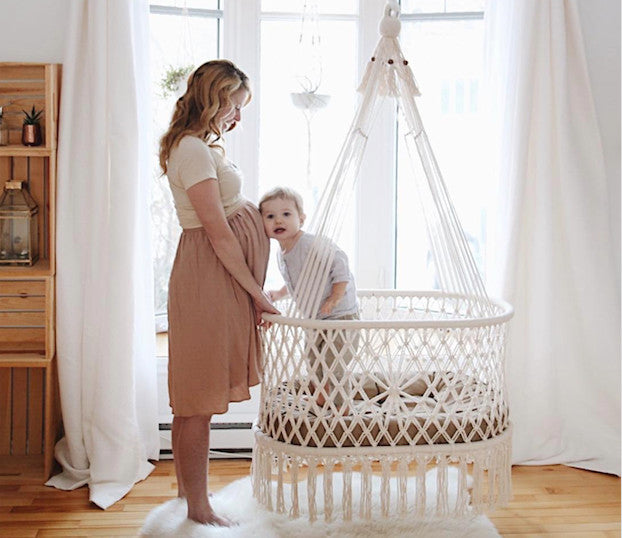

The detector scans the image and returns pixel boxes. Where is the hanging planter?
[21,105,43,146]
[289,0,330,200]
[159,64,195,99]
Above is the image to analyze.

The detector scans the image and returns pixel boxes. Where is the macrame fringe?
[252,427,512,521]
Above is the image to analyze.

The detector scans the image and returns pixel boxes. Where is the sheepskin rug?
[140,470,500,537]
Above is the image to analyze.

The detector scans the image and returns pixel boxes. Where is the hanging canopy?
[288,1,492,320]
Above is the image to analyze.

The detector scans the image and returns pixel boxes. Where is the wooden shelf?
[0,63,61,481]
[0,352,50,368]
[0,145,53,157]
[0,258,51,278]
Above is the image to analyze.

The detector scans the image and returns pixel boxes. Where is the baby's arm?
[319,281,347,315]
[268,285,289,302]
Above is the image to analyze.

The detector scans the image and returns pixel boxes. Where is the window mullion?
[222,0,262,201]
[355,0,397,289]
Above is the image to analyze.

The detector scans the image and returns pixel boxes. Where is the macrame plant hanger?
[290,0,330,203]
[253,1,513,523]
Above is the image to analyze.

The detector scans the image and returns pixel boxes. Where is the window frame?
[149,0,486,328]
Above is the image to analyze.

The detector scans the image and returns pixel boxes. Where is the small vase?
[22,124,42,146]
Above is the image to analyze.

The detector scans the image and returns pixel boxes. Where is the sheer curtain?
[46,0,160,508]
[484,0,620,475]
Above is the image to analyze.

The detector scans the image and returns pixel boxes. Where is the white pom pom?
[385,0,400,15]
[379,16,401,37]
[379,1,401,37]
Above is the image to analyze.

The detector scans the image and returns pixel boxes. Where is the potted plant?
[159,64,194,99]
[21,105,43,146]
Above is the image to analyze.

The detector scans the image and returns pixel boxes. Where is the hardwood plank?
[0,354,49,368]
[0,259,51,278]
[27,368,43,455]
[0,64,46,80]
[0,454,43,480]
[10,369,27,455]
[0,328,45,349]
[0,295,46,309]
[0,368,11,455]
[0,146,53,157]
[0,281,46,295]
[0,311,46,327]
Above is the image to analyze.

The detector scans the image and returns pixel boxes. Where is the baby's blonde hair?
[259,186,305,216]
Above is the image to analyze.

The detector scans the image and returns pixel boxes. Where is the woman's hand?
[253,291,280,327]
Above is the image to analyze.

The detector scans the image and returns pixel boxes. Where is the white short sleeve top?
[167,136,246,229]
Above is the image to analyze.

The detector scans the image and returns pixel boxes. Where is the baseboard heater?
[159,422,254,459]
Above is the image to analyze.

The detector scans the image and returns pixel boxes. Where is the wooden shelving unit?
[0,63,61,480]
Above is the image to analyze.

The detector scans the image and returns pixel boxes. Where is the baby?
[259,186,359,412]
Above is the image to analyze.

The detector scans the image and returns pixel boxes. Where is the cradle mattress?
[264,371,508,448]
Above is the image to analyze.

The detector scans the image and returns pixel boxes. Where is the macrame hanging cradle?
[253,2,513,522]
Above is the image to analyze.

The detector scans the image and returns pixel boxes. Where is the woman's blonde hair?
[158,59,251,174]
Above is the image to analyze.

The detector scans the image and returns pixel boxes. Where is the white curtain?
[46,0,160,508]
[484,0,620,475]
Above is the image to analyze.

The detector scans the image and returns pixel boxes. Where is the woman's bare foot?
[188,508,235,527]
[205,512,235,527]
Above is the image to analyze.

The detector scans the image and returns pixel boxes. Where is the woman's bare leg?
[171,416,186,498]
[175,415,232,526]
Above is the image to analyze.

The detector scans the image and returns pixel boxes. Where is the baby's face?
[261,198,304,241]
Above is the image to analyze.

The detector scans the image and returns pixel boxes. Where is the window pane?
[445,0,484,12]
[259,18,357,289]
[150,11,220,325]
[395,18,486,289]
[152,0,219,9]
[261,0,357,15]
[401,0,484,13]
[150,12,220,76]
[401,0,445,14]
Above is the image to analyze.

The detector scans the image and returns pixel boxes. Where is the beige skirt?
[167,202,269,417]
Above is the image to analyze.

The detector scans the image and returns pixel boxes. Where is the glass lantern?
[0,180,39,266]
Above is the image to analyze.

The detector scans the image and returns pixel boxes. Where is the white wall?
[0,0,71,63]
[0,0,618,273]
[576,0,621,277]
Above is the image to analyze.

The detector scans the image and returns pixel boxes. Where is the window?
[395,3,486,288]
[149,2,222,331]
[149,1,487,328]
[258,1,359,289]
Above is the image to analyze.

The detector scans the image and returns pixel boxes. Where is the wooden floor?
[0,459,619,537]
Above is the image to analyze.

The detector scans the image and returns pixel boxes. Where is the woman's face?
[215,87,249,133]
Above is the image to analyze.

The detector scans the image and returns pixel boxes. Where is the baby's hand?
[267,290,280,302]
[319,297,338,316]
